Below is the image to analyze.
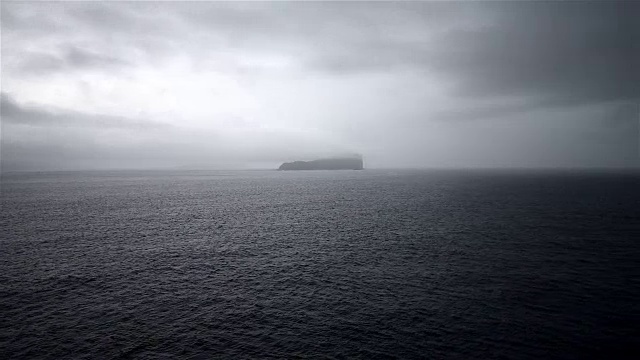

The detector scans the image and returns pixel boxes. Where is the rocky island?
[278,157,363,170]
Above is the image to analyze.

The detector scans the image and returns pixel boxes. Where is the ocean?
[1,169,639,359]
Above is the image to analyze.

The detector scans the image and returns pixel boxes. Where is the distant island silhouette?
[278,156,363,170]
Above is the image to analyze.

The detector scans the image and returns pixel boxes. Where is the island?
[278,157,364,170]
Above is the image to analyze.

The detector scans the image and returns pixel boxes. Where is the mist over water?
[2,1,639,171]
[1,170,638,359]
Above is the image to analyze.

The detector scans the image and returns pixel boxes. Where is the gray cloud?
[8,1,635,106]
[1,1,638,170]
[300,1,639,112]
[432,1,639,104]
[14,46,129,75]
[1,92,169,130]
[1,92,354,171]
[65,46,128,69]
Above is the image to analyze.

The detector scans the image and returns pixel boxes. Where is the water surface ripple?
[1,170,639,359]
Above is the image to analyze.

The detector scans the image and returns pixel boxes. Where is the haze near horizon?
[1,1,639,171]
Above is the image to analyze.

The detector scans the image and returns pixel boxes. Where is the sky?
[1,1,639,171]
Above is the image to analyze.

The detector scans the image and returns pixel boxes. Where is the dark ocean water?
[1,169,639,359]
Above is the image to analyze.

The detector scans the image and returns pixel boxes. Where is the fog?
[1,1,638,171]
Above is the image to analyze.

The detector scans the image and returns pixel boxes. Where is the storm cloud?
[1,93,168,129]
[1,1,638,170]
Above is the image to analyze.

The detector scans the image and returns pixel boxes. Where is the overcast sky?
[1,1,638,170]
